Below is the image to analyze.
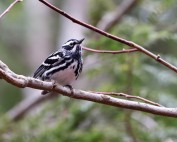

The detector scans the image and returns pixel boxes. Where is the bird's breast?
[50,61,78,85]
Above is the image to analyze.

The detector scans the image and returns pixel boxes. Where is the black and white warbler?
[33,38,84,94]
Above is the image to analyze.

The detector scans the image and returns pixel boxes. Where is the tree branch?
[39,0,177,74]
[0,0,22,19]
[82,46,138,54]
[92,92,163,107]
[1,60,177,118]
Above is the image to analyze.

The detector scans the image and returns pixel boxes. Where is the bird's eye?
[70,42,74,46]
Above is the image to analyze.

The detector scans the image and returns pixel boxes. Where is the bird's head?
[62,38,84,54]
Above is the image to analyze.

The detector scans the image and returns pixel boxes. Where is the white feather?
[50,61,78,85]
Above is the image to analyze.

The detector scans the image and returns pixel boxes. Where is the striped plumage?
[33,38,84,94]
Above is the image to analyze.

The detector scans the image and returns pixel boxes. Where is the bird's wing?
[33,51,63,78]
[33,64,46,78]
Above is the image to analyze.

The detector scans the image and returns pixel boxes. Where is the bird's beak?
[78,38,85,44]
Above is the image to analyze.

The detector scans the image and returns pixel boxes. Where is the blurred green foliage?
[1,0,177,141]
[0,1,26,112]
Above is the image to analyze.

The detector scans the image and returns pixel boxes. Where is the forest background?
[0,0,177,142]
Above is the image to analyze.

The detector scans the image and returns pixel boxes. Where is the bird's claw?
[41,90,50,95]
[65,85,74,95]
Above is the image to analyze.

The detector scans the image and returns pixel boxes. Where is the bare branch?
[0,0,22,19]
[39,0,177,73]
[82,46,138,54]
[1,60,177,118]
[92,91,163,107]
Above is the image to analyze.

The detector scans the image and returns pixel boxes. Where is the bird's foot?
[52,80,57,89]
[41,81,57,95]
[65,85,74,95]
[41,90,50,95]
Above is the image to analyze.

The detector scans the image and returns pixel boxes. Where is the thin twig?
[0,0,22,19]
[91,91,163,107]
[1,60,177,118]
[82,46,138,54]
[39,0,177,73]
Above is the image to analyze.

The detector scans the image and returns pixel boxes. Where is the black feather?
[33,51,63,79]
[33,65,47,79]
[33,38,83,84]
[45,51,63,64]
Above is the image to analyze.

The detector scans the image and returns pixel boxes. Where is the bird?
[33,38,84,95]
